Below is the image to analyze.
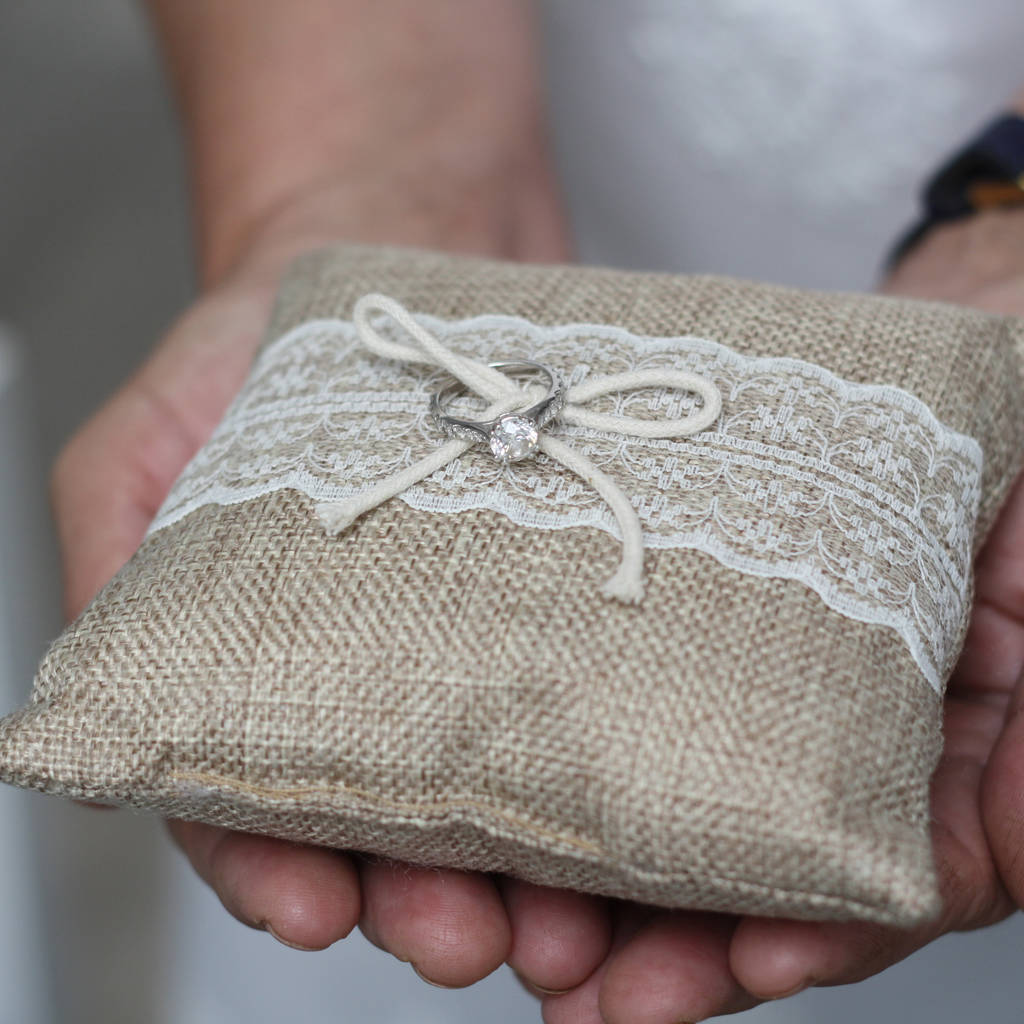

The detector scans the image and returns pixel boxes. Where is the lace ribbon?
[316,294,722,602]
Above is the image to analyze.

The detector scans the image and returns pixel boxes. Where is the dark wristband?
[887,113,1024,270]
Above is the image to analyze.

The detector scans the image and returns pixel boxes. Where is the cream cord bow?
[317,293,722,603]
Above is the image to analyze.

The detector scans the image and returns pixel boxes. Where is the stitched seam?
[167,768,920,915]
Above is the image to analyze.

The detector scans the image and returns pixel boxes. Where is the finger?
[728,875,944,997]
[729,885,998,1003]
[540,903,654,1024]
[50,386,198,619]
[357,857,511,988]
[50,287,269,621]
[598,912,755,1024]
[541,957,606,1024]
[730,914,912,1000]
[950,470,1024,700]
[983,673,1024,909]
[498,877,612,994]
[731,700,1020,999]
[729,817,1002,998]
[168,820,360,951]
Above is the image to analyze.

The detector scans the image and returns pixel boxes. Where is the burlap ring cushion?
[4,244,1024,928]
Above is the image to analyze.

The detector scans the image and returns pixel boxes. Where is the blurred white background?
[1,3,1022,1022]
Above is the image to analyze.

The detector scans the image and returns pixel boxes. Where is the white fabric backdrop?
[542,0,1024,289]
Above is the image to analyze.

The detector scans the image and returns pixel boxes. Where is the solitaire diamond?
[489,415,539,463]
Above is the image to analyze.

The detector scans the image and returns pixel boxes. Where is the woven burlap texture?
[4,244,1024,926]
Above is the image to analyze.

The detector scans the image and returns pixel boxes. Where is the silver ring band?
[430,361,566,463]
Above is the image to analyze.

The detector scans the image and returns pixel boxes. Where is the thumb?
[50,283,272,621]
[50,381,196,621]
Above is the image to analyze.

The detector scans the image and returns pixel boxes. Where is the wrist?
[881,207,1024,316]
[214,168,543,299]
[147,0,552,286]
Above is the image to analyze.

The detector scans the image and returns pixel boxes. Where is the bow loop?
[564,368,722,439]
[355,293,514,402]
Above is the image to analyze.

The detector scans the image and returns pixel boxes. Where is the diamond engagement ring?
[429,360,566,463]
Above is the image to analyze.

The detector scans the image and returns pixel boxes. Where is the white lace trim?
[150,313,983,693]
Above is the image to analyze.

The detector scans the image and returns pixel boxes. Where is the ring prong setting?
[489,415,540,463]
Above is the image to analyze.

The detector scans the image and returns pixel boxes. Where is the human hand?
[503,210,1024,1024]
[52,0,597,988]
[50,154,603,990]
[55,210,1024,1021]
[62,0,658,1003]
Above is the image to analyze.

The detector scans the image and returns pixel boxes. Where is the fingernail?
[512,969,571,998]
[531,983,572,996]
[768,978,812,1000]
[263,923,321,952]
[412,963,458,989]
